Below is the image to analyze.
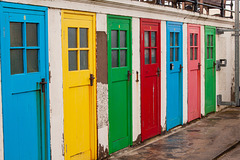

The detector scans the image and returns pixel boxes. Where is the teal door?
[107,15,132,154]
[0,2,49,160]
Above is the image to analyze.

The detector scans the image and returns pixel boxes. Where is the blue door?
[0,2,49,160]
[166,21,183,131]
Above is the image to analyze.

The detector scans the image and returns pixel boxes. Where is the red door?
[188,24,201,122]
[140,19,161,141]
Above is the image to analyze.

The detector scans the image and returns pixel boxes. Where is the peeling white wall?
[216,32,235,111]
[182,23,188,124]
[161,21,167,131]
[201,26,205,116]
[48,9,64,160]
[132,17,141,142]
[96,13,109,156]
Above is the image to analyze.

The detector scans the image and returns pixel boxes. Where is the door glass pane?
[112,50,118,67]
[151,49,156,64]
[190,33,193,46]
[210,35,213,46]
[144,31,149,47]
[175,48,179,61]
[207,48,209,59]
[145,49,150,64]
[80,28,88,48]
[170,48,174,62]
[10,22,23,47]
[26,23,38,46]
[151,32,156,47]
[194,34,198,46]
[175,32,179,46]
[210,47,213,58]
[194,48,198,60]
[120,31,126,48]
[10,49,23,75]
[190,48,193,60]
[80,50,88,70]
[68,50,77,71]
[68,28,77,48]
[170,32,173,46]
[27,50,38,73]
[120,50,126,67]
[111,30,118,48]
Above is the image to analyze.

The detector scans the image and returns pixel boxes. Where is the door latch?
[39,78,47,93]
[180,64,183,72]
[127,71,132,81]
[157,67,161,77]
[170,63,174,70]
[198,63,201,70]
[89,74,95,86]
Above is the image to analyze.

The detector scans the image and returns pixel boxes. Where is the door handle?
[157,67,161,77]
[198,63,201,70]
[89,74,95,86]
[213,61,216,68]
[180,64,183,72]
[39,78,47,93]
[127,71,132,81]
[170,63,174,70]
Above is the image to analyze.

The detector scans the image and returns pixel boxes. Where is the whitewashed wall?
[0,0,236,159]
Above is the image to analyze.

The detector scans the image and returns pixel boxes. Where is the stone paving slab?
[109,107,240,160]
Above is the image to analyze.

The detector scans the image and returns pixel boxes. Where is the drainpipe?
[235,0,239,106]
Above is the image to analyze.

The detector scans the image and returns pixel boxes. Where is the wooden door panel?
[166,21,183,131]
[205,26,216,114]
[140,19,161,141]
[62,10,96,160]
[188,24,201,122]
[108,15,132,154]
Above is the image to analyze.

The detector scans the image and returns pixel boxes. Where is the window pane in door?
[170,32,173,46]
[207,48,209,59]
[151,32,156,47]
[120,31,126,47]
[144,32,149,47]
[111,30,118,48]
[80,28,88,48]
[10,22,23,47]
[27,50,38,73]
[120,50,126,67]
[170,48,174,62]
[207,35,210,46]
[190,48,193,60]
[194,34,198,46]
[151,49,156,64]
[190,33,193,46]
[145,49,150,64]
[68,50,78,71]
[80,50,88,70]
[175,48,179,61]
[210,35,213,46]
[210,47,213,58]
[68,28,77,48]
[175,32,179,46]
[194,48,198,60]
[10,49,23,75]
[112,50,118,67]
[26,23,38,46]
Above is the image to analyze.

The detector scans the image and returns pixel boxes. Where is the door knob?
[39,78,47,93]
[170,63,174,70]
[180,64,183,72]
[89,74,95,86]
[198,63,201,70]
[157,67,161,77]
[127,71,132,81]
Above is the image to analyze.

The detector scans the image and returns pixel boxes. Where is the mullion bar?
[118,30,121,67]
[23,22,27,74]
[77,28,80,70]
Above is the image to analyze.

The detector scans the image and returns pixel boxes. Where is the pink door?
[188,24,201,122]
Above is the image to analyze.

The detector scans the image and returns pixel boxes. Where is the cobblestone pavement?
[109,107,240,160]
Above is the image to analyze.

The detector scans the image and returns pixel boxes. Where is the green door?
[107,15,132,154]
[205,26,216,114]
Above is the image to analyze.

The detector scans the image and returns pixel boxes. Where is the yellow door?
[62,10,97,160]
